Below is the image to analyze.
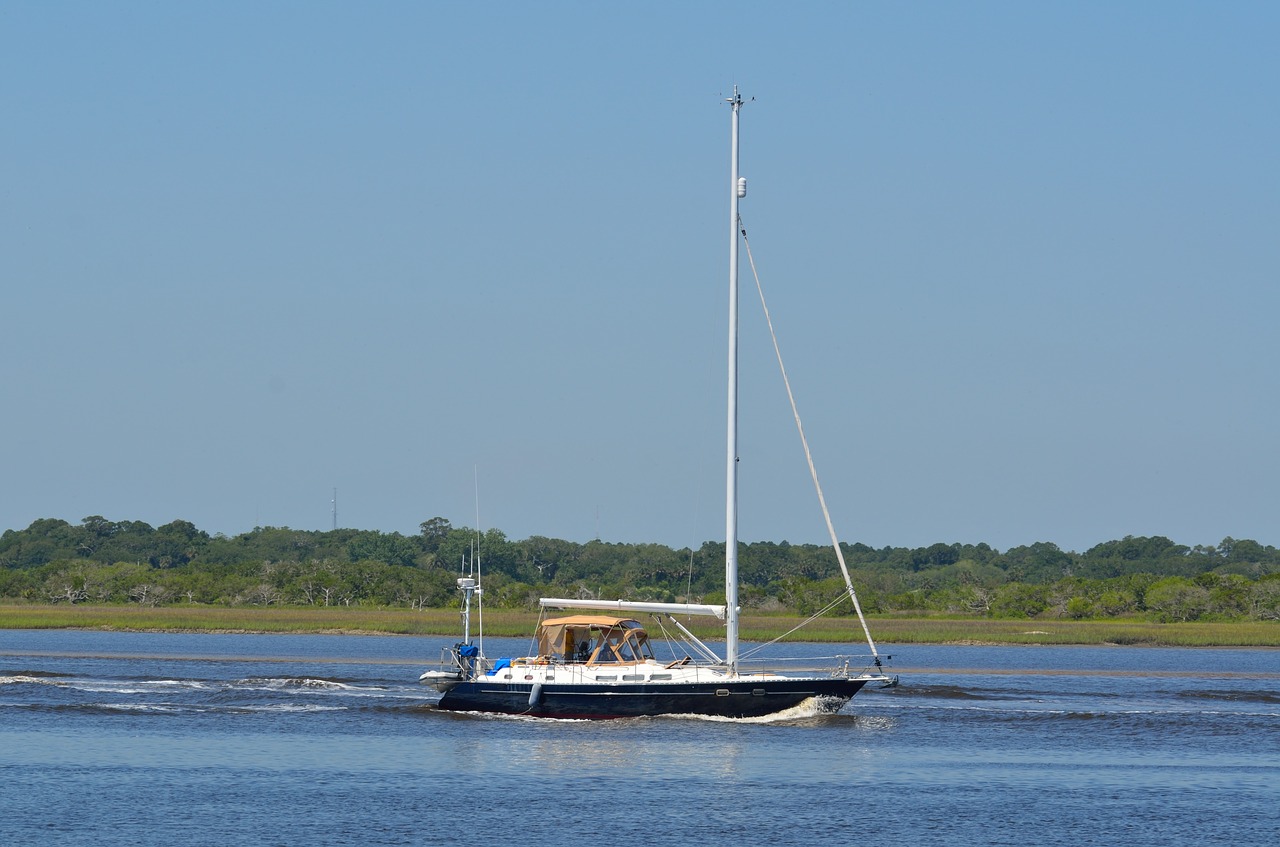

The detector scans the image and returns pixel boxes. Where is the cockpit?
[535,615,656,665]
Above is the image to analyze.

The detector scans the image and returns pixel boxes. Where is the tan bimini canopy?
[536,616,654,665]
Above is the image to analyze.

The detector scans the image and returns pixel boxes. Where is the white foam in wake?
[0,675,67,687]
[660,696,849,724]
[239,677,363,691]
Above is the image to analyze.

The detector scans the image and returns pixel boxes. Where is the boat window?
[616,631,652,662]
[569,631,592,663]
[612,631,636,662]
[618,623,654,660]
[590,641,622,664]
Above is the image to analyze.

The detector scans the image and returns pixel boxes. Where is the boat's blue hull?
[436,676,869,719]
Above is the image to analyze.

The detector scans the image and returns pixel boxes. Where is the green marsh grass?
[1,604,1276,647]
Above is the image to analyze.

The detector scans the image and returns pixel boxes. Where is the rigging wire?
[738,592,850,661]
[528,605,549,659]
[649,615,703,664]
[738,217,883,665]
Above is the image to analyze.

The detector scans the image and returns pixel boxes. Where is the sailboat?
[420,88,895,719]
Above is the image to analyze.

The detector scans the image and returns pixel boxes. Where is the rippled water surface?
[2,630,1277,846]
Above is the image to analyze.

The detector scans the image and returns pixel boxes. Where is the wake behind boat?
[420,88,895,719]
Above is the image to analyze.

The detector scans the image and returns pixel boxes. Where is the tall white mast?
[725,86,744,672]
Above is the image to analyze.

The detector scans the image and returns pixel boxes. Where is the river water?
[1,629,1276,846]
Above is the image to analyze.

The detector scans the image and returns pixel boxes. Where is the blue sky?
[3,2,1277,553]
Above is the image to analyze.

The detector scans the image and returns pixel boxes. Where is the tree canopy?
[2,517,1278,622]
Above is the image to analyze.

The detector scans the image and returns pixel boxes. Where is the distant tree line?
[2,516,1279,623]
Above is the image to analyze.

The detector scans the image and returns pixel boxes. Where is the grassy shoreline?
[1,604,1277,647]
